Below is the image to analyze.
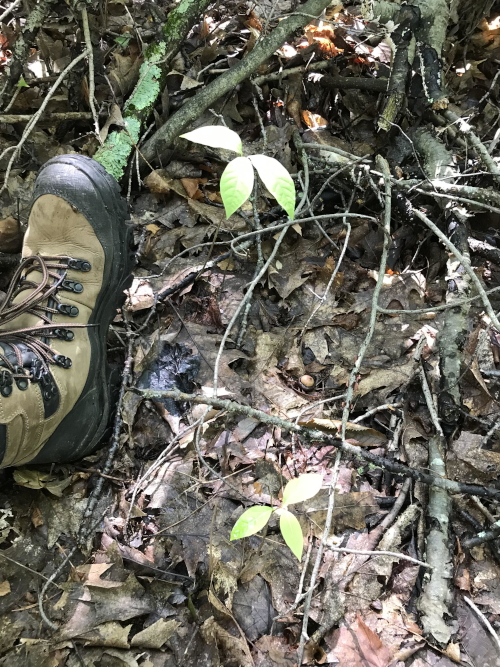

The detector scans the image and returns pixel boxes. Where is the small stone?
[0,217,22,253]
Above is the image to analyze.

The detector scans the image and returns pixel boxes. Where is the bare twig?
[0,0,20,22]
[297,154,393,665]
[443,109,500,183]
[81,7,101,140]
[330,546,430,568]
[463,596,500,653]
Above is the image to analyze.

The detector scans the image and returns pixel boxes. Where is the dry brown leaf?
[143,169,188,197]
[125,278,154,312]
[130,618,179,649]
[180,177,207,199]
[302,110,328,129]
[31,507,44,528]
[0,580,11,596]
[327,616,392,666]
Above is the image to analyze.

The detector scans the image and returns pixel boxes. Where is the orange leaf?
[301,110,328,129]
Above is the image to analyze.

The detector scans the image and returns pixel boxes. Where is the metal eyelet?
[30,360,43,382]
[53,328,75,341]
[0,371,13,397]
[53,355,72,369]
[13,366,29,390]
[61,280,83,293]
[43,385,55,400]
[57,304,79,317]
[67,258,91,272]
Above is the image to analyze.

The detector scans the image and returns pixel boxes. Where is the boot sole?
[30,155,134,464]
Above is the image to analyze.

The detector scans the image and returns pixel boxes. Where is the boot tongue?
[0,341,38,369]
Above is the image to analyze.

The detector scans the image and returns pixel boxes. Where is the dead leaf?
[144,169,188,197]
[130,618,179,648]
[0,580,11,596]
[99,103,125,143]
[302,110,328,128]
[200,617,253,667]
[31,507,44,527]
[180,177,207,199]
[125,278,155,312]
[327,616,392,666]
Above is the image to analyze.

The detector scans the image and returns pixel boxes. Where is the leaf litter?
[1,0,500,665]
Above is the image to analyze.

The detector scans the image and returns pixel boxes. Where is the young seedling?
[229,473,322,560]
[180,125,296,219]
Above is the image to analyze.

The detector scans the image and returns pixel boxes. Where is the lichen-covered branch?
[417,435,453,644]
[413,129,467,645]
[94,0,212,180]
[140,0,337,164]
[438,212,471,436]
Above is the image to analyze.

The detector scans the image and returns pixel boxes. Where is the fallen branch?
[252,59,330,85]
[81,7,100,140]
[134,388,500,503]
[389,177,500,211]
[462,520,500,548]
[378,5,419,131]
[417,434,453,644]
[140,0,338,163]
[0,0,20,22]
[0,111,98,124]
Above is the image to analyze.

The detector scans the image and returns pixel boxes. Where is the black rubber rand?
[26,155,134,465]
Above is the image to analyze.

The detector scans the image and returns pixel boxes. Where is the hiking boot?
[0,155,133,468]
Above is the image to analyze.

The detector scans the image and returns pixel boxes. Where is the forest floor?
[0,0,500,665]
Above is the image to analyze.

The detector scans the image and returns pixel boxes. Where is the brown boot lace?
[0,254,91,397]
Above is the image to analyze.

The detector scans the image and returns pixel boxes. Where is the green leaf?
[115,34,132,48]
[282,473,323,507]
[16,76,29,88]
[180,126,243,155]
[279,509,304,560]
[230,505,273,540]
[248,154,296,219]
[220,156,254,218]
